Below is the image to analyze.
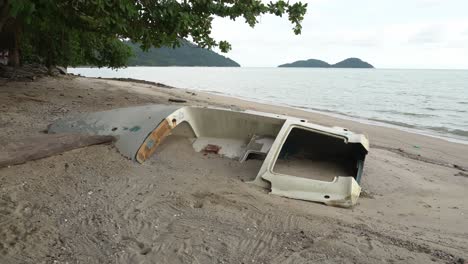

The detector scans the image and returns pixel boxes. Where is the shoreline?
[91,75,468,145]
[188,87,468,145]
[84,75,468,169]
[100,75,468,145]
[133,78,468,168]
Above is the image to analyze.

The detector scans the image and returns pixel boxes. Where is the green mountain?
[127,41,240,67]
[331,58,373,68]
[278,59,330,68]
[278,57,374,68]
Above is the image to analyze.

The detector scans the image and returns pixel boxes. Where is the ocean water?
[69,67,468,143]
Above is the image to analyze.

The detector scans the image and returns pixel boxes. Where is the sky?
[210,0,468,69]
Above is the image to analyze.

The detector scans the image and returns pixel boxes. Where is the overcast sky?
[211,0,468,69]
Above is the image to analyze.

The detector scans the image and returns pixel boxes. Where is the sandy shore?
[0,76,467,263]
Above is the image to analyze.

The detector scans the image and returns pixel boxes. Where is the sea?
[68,67,468,144]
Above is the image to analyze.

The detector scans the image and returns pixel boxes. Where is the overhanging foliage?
[1,0,307,68]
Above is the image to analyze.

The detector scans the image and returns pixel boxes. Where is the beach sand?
[0,76,467,263]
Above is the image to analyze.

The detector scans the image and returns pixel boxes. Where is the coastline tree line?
[0,0,307,69]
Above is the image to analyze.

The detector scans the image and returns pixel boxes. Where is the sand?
[0,76,467,264]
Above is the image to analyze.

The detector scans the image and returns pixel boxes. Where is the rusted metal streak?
[136,119,172,163]
[203,144,221,154]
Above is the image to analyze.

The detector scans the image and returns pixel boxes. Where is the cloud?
[321,31,382,47]
[415,0,445,6]
[463,28,468,36]
[402,20,468,48]
[210,0,468,68]
[407,26,444,44]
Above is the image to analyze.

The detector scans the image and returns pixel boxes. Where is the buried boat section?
[49,104,369,207]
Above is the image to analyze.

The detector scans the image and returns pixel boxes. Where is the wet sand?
[0,76,467,263]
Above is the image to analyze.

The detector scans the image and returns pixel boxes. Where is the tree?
[1,0,307,68]
[1,0,24,66]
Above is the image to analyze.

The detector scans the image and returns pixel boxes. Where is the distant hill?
[331,58,373,68]
[278,59,330,68]
[278,57,374,68]
[127,40,240,67]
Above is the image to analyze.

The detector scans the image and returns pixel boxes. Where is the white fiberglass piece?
[49,104,369,207]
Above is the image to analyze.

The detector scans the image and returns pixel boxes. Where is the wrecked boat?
[49,104,369,207]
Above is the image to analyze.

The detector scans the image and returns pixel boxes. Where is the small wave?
[424,126,468,138]
[423,107,467,113]
[367,118,417,128]
[376,110,436,118]
[367,119,468,140]
[458,102,468,105]
[294,105,355,117]
[203,90,226,95]
[401,112,436,117]
[452,129,468,137]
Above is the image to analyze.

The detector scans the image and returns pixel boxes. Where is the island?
[278,57,374,68]
[278,59,330,68]
[127,40,240,67]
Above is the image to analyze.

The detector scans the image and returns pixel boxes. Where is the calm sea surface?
[69,67,468,143]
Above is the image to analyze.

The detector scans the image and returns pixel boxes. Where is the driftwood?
[0,133,115,168]
[168,98,187,103]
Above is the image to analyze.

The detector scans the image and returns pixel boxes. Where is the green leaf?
[16,0,307,67]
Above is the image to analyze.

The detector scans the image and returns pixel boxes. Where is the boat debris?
[49,104,369,207]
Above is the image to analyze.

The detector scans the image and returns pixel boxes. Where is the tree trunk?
[0,0,9,31]
[7,20,20,67]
